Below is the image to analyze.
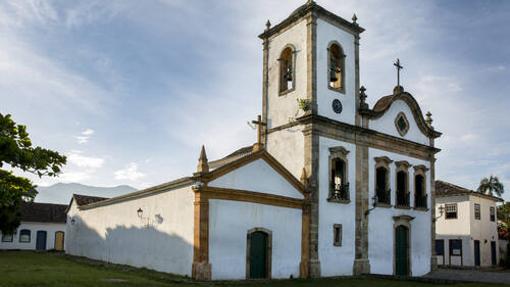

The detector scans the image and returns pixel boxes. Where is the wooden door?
[249,231,268,279]
[491,241,497,266]
[54,231,65,251]
[36,231,47,251]
[395,225,409,276]
[474,240,480,267]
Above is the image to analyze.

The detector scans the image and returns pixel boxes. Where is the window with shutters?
[445,203,458,219]
[474,204,481,220]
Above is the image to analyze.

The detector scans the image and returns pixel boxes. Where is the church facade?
[66,1,441,280]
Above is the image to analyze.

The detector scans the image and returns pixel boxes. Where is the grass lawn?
[0,251,507,287]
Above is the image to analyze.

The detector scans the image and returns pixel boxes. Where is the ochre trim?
[203,187,304,209]
[203,150,305,195]
[272,114,439,160]
[192,189,211,280]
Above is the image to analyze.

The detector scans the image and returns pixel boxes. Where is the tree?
[477,176,505,197]
[499,202,510,224]
[0,113,66,234]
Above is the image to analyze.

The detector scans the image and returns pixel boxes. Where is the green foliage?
[477,175,505,197]
[297,98,311,112]
[0,113,66,234]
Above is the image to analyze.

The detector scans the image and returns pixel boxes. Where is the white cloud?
[114,163,145,181]
[67,151,104,169]
[75,128,95,144]
[60,171,92,182]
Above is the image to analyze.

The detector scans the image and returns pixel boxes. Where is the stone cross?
[251,115,267,151]
[393,58,403,87]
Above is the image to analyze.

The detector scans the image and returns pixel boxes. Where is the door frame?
[474,240,480,267]
[393,215,414,277]
[246,228,272,279]
[491,241,497,266]
[36,230,47,251]
[54,231,65,251]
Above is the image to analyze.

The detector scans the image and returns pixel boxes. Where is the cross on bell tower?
[251,115,266,152]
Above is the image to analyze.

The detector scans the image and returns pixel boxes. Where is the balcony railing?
[329,183,350,201]
[376,187,391,205]
[396,191,410,208]
[415,193,428,209]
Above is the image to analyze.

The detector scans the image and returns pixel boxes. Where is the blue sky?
[1,0,509,201]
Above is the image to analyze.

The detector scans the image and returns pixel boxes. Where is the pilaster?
[192,188,211,280]
[354,33,361,126]
[306,12,318,115]
[262,33,270,145]
[353,143,370,275]
[430,156,438,271]
[303,127,321,277]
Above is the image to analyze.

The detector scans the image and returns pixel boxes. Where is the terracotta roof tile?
[20,202,68,223]
[73,194,109,206]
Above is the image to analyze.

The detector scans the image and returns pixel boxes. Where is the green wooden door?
[395,225,409,276]
[249,231,268,279]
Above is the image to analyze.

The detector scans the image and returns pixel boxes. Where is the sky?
[1,0,509,201]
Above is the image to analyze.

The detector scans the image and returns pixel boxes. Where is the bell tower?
[259,1,365,278]
[259,0,364,178]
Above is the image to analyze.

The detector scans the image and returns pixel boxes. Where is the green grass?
[0,251,506,287]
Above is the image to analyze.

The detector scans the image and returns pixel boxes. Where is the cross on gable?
[393,58,404,87]
[251,115,267,151]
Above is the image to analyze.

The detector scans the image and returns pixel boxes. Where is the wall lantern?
[137,208,143,218]
[365,194,379,216]
[434,205,445,221]
[70,218,76,225]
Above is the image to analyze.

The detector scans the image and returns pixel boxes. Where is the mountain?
[35,183,137,204]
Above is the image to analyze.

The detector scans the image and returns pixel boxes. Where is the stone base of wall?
[430,256,438,271]
[308,260,321,278]
[353,258,371,275]
[192,262,211,281]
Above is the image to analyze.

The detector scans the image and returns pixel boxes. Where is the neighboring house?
[435,180,503,267]
[66,1,441,280]
[0,202,67,251]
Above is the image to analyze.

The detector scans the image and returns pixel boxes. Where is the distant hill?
[35,183,137,204]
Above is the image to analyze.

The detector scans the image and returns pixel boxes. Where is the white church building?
[66,1,441,280]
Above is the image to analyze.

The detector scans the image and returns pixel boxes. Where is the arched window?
[328,146,350,202]
[279,46,294,93]
[19,229,31,243]
[396,172,409,207]
[374,156,393,206]
[414,165,428,209]
[328,42,345,92]
[376,167,390,204]
[414,175,424,201]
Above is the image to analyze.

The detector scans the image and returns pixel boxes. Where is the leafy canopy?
[0,113,66,233]
[477,175,505,197]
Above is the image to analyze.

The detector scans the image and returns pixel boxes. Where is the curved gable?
[366,91,441,145]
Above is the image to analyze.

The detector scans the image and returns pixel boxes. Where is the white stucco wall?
[209,158,303,199]
[436,195,471,235]
[66,186,195,276]
[316,18,356,125]
[368,148,432,276]
[369,100,429,146]
[0,222,65,250]
[318,137,356,276]
[267,125,305,179]
[469,195,500,267]
[209,199,302,280]
[435,235,472,266]
[267,18,308,128]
